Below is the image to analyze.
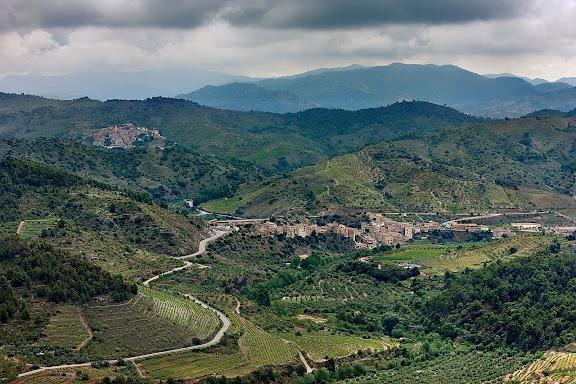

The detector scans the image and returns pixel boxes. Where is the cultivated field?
[16,217,60,239]
[11,365,134,384]
[339,349,533,384]
[139,313,299,380]
[139,351,247,380]
[280,332,392,361]
[507,351,576,383]
[239,316,299,366]
[40,305,90,350]
[81,290,220,359]
[375,234,549,274]
[140,286,221,340]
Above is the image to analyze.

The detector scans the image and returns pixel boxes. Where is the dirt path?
[16,220,25,235]
[234,298,241,315]
[430,191,443,208]
[75,308,93,352]
[18,227,234,379]
[298,351,313,374]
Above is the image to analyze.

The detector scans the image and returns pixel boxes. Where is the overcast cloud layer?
[1,0,575,80]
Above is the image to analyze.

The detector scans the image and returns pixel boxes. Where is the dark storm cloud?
[225,0,528,29]
[0,0,228,31]
[0,0,527,31]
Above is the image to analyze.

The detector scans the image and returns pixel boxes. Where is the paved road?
[441,211,548,227]
[442,213,503,227]
[18,228,234,379]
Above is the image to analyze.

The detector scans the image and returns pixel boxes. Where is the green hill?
[0,157,206,278]
[204,115,576,216]
[0,137,264,204]
[0,93,479,169]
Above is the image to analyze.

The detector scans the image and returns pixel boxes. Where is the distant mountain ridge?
[179,63,576,118]
[178,82,316,113]
[558,77,576,87]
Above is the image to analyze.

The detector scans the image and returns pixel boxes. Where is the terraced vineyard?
[139,314,299,380]
[279,274,377,303]
[81,294,212,359]
[280,332,392,361]
[508,351,576,383]
[140,286,221,340]
[16,217,60,239]
[239,316,299,366]
[40,305,90,350]
[139,351,248,380]
[11,365,132,384]
[338,350,533,384]
[424,234,550,273]
[154,282,239,312]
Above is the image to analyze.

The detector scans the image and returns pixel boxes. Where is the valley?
[2,85,576,384]
[6,2,576,383]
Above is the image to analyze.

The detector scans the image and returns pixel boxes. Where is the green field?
[377,242,456,261]
[338,349,534,384]
[374,235,550,274]
[81,292,220,359]
[239,315,299,366]
[139,351,248,380]
[16,217,60,239]
[11,365,136,384]
[139,313,299,380]
[140,287,221,340]
[280,332,392,362]
[40,305,90,350]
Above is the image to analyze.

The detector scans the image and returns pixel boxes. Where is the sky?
[1,0,576,81]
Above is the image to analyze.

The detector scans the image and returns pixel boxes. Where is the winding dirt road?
[18,228,234,379]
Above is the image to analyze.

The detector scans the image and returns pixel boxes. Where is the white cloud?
[0,0,575,80]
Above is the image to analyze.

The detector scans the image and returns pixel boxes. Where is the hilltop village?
[91,123,165,149]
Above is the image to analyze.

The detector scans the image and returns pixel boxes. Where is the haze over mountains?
[3,62,575,118]
[0,69,251,100]
[179,63,576,118]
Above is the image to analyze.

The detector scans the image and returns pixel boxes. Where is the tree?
[254,285,271,307]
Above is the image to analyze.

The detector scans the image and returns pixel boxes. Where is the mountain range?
[179,63,576,118]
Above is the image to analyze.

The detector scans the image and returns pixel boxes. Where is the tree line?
[0,236,136,323]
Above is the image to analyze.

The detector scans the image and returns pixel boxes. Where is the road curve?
[18,228,234,379]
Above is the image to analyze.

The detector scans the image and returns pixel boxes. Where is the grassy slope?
[205,115,576,216]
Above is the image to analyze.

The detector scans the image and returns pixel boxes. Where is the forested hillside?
[0,137,264,204]
[0,237,136,324]
[0,157,206,277]
[0,93,479,169]
[204,114,576,216]
[424,250,576,351]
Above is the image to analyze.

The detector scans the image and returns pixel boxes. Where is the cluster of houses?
[254,213,442,249]
[92,123,164,149]
[252,211,574,249]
